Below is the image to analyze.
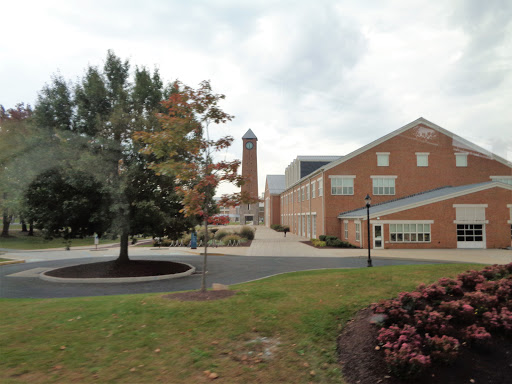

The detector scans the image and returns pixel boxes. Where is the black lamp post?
[365,194,373,267]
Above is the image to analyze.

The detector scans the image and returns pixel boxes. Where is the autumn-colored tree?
[135,80,257,292]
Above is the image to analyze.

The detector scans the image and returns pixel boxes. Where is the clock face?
[245,141,254,150]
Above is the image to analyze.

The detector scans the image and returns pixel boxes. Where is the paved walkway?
[2,225,511,265]
[202,226,512,265]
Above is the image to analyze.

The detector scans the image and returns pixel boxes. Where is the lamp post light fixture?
[365,194,373,267]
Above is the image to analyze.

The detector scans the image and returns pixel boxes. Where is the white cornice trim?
[454,220,489,224]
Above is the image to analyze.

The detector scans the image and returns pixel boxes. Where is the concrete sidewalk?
[1,225,511,265]
[234,225,512,265]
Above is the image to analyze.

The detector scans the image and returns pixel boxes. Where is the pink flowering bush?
[437,277,464,296]
[414,307,454,335]
[425,334,459,364]
[463,324,491,343]
[372,263,512,379]
[377,325,431,377]
[458,269,486,290]
[464,291,498,313]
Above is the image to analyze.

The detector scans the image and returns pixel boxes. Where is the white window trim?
[508,204,512,224]
[455,153,468,167]
[330,176,356,195]
[371,175,397,195]
[311,181,316,198]
[374,220,434,224]
[453,204,488,224]
[453,204,488,208]
[389,222,432,243]
[376,152,390,167]
[329,175,356,179]
[416,152,429,167]
[344,220,348,239]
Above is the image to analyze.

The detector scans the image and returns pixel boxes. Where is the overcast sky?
[1,0,511,196]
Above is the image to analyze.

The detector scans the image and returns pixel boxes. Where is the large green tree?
[24,50,193,261]
[0,103,35,237]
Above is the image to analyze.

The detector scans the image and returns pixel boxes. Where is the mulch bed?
[338,307,512,384]
[45,260,192,278]
[162,290,236,301]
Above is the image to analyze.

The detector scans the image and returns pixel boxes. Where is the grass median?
[0,230,119,250]
[0,263,478,383]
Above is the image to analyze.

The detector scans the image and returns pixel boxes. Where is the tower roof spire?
[242,129,257,140]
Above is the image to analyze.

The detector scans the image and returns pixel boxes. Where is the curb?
[39,262,196,284]
[184,250,226,256]
[0,259,26,266]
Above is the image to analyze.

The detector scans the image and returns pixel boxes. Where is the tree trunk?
[117,232,130,264]
[28,221,34,236]
[201,218,208,292]
[1,211,10,237]
[21,217,28,232]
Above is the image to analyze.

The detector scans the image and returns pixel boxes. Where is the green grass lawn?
[0,230,119,250]
[0,263,479,383]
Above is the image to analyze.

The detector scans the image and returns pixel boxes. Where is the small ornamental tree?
[135,80,258,292]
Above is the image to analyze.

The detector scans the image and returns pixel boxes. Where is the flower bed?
[372,263,512,379]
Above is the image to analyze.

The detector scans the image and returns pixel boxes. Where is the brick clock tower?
[240,129,259,225]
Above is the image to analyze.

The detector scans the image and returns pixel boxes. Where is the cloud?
[445,0,512,95]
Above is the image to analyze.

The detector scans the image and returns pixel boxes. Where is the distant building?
[264,117,512,249]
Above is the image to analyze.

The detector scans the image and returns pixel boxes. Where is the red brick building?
[264,118,512,249]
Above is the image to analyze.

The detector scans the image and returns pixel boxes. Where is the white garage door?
[457,224,485,249]
[455,206,486,249]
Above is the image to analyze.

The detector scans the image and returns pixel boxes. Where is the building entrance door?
[373,224,384,249]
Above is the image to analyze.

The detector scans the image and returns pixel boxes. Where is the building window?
[455,153,468,167]
[306,184,310,200]
[291,191,293,204]
[312,214,317,239]
[355,223,360,242]
[318,178,323,197]
[301,187,305,201]
[344,221,348,239]
[491,176,512,185]
[372,176,396,195]
[377,152,390,167]
[312,181,316,198]
[331,177,354,195]
[390,223,431,242]
[457,224,483,242]
[416,152,429,167]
